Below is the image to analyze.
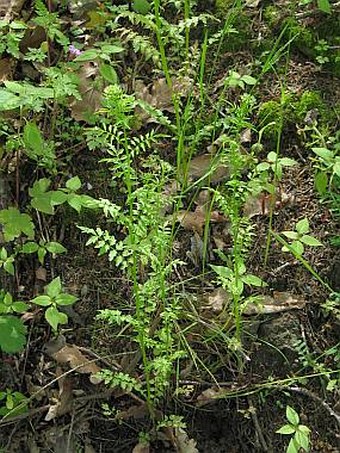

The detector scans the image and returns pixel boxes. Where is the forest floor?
[0,1,340,452]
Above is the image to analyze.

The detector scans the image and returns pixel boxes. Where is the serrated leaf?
[45,306,68,331]
[0,316,27,353]
[300,235,323,247]
[276,424,296,435]
[286,406,299,425]
[296,218,309,234]
[100,44,124,54]
[38,247,46,265]
[267,151,277,163]
[45,242,67,254]
[99,64,118,84]
[29,178,51,196]
[55,294,78,306]
[66,176,82,192]
[31,295,52,306]
[46,277,62,298]
[50,191,68,205]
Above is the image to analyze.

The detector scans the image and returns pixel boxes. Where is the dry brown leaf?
[132,442,150,453]
[174,428,199,453]
[196,387,227,406]
[177,206,227,236]
[70,62,102,122]
[243,292,306,315]
[243,191,293,218]
[45,370,73,421]
[240,128,252,144]
[115,403,148,421]
[205,288,230,314]
[187,154,230,184]
[45,337,102,383]
[0,58,14,82]
[35,266,47,282]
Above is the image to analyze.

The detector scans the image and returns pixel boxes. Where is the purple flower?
[69,44,82,57]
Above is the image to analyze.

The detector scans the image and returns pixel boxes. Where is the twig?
[288,386,340,427]
[248,396,271,452]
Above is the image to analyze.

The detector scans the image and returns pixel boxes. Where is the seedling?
[276,405,311,453]
[31,277,78,331]
[281,218,323,255]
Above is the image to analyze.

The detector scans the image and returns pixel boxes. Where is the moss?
[257,95,296,141]
[294,91,326,122]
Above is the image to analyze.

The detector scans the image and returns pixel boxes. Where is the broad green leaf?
[291,240,304,255]
[287,438,298,453]
[300,235,323,247]
[99,64,118,84]
[298,425,311,435]
[210,265,232,279]
[100,44,124,54]
[45,306,68,331]
[296,218,309,235]
[4,261,14,275]
[21,242,39,254]
[30,193,54,214]
[256,162,270,172]
[132,0,151,14]
[286,406,299,426]
[241,75,257,85]
[12,302,29,313]
[29,178,51,196]
[0,89,21,110]
[50,191,68,205]
[0,316,27,353]
[312,147,333,161]
[333,160,340,177]
[45,242,67,254]
[317,0,331,13]
[0,208,35,241]
[282,231,298,240]
[74,49,100,62]
[242,274,267,287]
[23,122,44,154]
[38,247,46,265]
[67,194,83,213]
[295,430,310,451]
[46,277,62,298]
[55,294,78,306]
[276,424,296,435]
[280,158,297,167]
[31,295,52,306]
[0,247,7,260]
[314,171,328,194]
[66,176,82,192]
[267,151,277,163]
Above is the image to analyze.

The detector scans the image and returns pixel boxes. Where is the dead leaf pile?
[176,205,227,236]
[243,292,306,315]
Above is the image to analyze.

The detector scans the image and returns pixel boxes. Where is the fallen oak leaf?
[44,336,102,384]
[243,292,306,315]
[176,206,227,236]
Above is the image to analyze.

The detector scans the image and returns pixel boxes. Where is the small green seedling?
[312,147,340,194]
[31,276,78,331]
[21,239,67,265]
[276,405,311,453]
[281,218,323,255]
[0,247,15,275]
[0,292,28,315]
[0,389,28,417]
[256,151,297,181]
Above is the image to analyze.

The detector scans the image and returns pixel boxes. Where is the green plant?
[255,151,297,184]
[31,277,78,331]
[312,146,340,195]
[0,20,26,58]
[276,405,311,453]
[20,239,67,265]
[281,217,323,255]
[0,390,28,417]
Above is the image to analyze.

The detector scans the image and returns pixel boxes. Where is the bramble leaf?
[0,316,27,353]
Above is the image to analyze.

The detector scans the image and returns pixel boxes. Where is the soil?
[0,1,340,452]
